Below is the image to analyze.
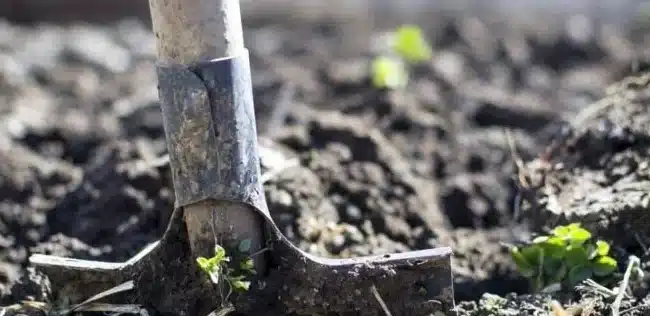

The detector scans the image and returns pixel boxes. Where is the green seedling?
[196,242,256,304]
[392,24,433,64]
[509,223,618,292]
[371,56,408,89]
[371,24,432,90]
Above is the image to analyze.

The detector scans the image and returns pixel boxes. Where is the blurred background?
[1,0,650,26]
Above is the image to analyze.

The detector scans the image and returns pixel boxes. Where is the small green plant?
[391,25,433,64]
[371,56,408,89]
[509,223,618,292]
[196,243,256,302]
[371,24,432,89]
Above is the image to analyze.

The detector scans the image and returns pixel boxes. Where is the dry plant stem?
[612,256,640,316]
[148,0,265,268]
[504,128,525,224]
[370,284,393,316]
[550,300,568,316]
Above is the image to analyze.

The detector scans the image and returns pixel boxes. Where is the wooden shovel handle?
[148,0,245,64]
[148,0,266,271]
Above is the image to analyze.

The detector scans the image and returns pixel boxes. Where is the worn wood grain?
[148,0,245,64]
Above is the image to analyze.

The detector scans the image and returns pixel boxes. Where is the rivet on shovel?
[28,0,455,315]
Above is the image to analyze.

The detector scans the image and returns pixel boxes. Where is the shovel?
[28,0,454,315]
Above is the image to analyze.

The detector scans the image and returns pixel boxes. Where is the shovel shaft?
[148,0,244,64]
[148,0,266,272]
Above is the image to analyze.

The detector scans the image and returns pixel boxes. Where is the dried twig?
[504,128,527,225]
[579,279,618,297]
[612,256,640,316]
[207,303,236,316]
[68,280,135,312]
[551,300,568,316]
[72,303,148,314]
[370,284,393,316]
[619,303,650,315]
[504,128,525,175]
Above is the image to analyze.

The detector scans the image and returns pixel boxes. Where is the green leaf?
[521,245,543,266]
[540,236,567,259]
[596,240,610,256]
[214,245,227,261]
[232,280,251,292]
[391,25,433,64]
[208,270,221,284]
[532,236,549,244]
[510,247,536,278]
[565,246,589,268]
[238,239,252,253]
[592,256,617,276]
[585,243,597,260]
[552,225,570,238]
[568,265,593,285]
[371,56,408,89]
[196,257,211,271]
[567,226,592,246]
[550,262,568,283]
[543,258,567,283]
[240,257,255,273]
[228,274,246,281]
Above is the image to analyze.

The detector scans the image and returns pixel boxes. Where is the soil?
[2,9,650,316]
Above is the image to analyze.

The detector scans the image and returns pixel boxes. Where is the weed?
[509,223,618,292]
[371,24,432,89]
[391,25,433,64]
[196,242,257,307]
[371,56,408,89]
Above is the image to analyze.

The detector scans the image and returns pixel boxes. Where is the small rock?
[325,234,346,255]
[276,190,293,208]
[383,214,412,242]
[325,142,352,162]
[342,225,364,244]
[297,217,323,241]
[431,50,466,84]
[343,204,363,223]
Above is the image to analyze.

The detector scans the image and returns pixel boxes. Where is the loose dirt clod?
[521,73,650,248]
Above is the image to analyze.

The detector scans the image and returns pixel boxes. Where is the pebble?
[276,190,293,208]
[342,225,364,244]
[325,234,346,255]
[344,204,363,223]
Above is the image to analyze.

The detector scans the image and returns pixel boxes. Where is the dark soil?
[2,9,650,315]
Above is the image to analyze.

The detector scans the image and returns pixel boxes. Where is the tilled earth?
[3,11,650,315]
